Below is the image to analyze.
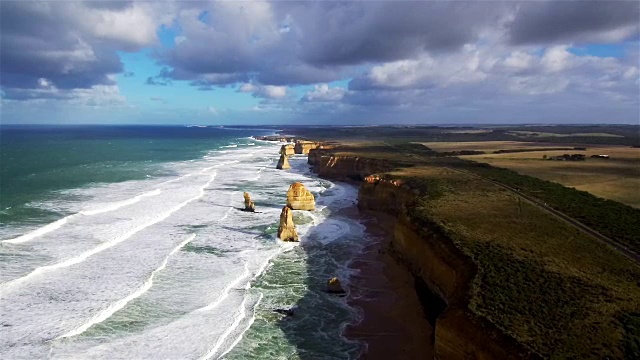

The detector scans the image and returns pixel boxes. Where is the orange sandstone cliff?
[309,150,535,360]
[294,140,323,154]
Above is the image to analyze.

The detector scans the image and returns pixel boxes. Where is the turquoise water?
[0,126,366,359]
[0,126,263,230]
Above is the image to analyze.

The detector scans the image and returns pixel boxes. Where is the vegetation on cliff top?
[398,166,640,358]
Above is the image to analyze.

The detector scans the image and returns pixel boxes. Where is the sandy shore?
[345,210,434,359]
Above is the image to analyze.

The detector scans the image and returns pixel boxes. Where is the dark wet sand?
[345,210,434,360]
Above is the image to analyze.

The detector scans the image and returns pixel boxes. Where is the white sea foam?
[58,234,197,339]
[2,172,217,290]
[2,216,72,244]
[215,293,263,360]
[80,189,162,216]
[199,293,263,360]
[2,188,164,244]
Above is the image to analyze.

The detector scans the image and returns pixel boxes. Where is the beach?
[344,209,434,359]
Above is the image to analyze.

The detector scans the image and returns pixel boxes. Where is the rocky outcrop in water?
[326,277,346,294]
[294,140,322,154]
[286,182,315,211]
[277,206,298,241]
[276,154,291,170]
[243,192,255,212]
[280,144,295,156]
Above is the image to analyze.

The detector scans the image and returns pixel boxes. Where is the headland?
[273,125,640,359]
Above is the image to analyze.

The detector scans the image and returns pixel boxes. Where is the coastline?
[344,209,434,359]
[279,145,434,359]
[275,138,435,359]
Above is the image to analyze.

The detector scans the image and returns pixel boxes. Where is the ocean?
[0,125,365,359]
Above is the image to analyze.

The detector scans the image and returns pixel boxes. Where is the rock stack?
[277,206,298,241]
[280,144,295,156]
[286,182,315,210]
[326,277,345,294]
[276,154,291,170]
[243,192,255,212]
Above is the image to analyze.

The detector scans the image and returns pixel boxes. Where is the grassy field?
[508,130,625,138]
[421,140,577,153]
[390,164,640,358]
[459,146,640,208]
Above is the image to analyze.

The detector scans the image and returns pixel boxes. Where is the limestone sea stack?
[243,192,255,212]
[277,206,298,241]
[276,154,291,170]
[280,144,295,156]
[286,182,315,211]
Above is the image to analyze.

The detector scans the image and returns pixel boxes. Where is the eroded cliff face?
[308,151,393,181]
[294,140,322,154]
[314,155,535,360]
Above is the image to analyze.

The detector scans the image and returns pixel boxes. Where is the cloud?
[301,84,346,102]
[146,76,172,86]
[153,1,507,86]
[285,1,508,66]
[1,1,637,124]
[0,1,167,99]
[508,1,640,45]
[238,83,287,99]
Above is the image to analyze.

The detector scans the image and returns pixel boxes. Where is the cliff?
[308,150,394,181]
[315,154,535,359]
[294,140,322,154]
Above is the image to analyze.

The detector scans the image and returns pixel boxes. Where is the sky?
[0,0,639,125]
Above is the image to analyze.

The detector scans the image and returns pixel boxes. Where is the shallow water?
[0,128,367,359]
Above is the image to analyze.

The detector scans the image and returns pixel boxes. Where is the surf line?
[198,246,287,360]
[197,262,250,312]
[1,188,163,244]
[216,293,264,360]
[1,171,216,290]
[199,293,264,360]
[57,233,197,339]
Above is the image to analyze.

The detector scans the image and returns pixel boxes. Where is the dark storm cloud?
[509,1,640,45]
[284,1,504,66]
[83,1,134,11]
[0,1,157,99]
[157,1,507,86]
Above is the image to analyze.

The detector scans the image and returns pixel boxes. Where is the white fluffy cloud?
[301,84,346,102]
[239,83,288,99]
